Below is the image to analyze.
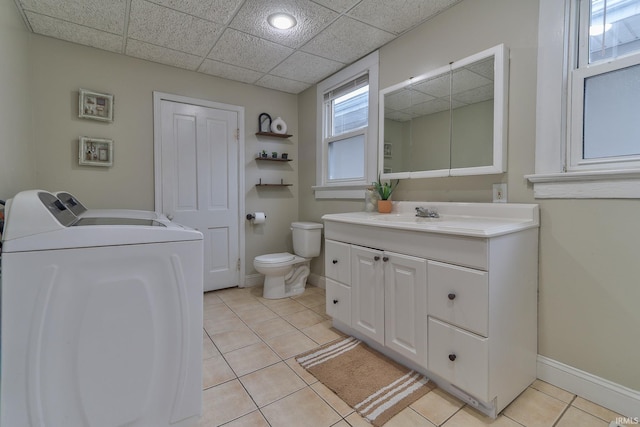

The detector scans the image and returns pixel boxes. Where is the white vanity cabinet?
[322,202,539,417]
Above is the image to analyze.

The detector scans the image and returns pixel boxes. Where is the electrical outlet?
[493,183,507,203]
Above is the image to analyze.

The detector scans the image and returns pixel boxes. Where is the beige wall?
[27,35,299,276]
[0,0,35,199]
[299,0,640,392]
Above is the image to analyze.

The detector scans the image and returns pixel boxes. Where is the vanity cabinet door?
[351,246,385,345]
[326,279,351,325]
[325,240,351,285]
[384,252,427,365]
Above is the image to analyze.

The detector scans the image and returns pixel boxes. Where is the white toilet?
[254,221,323,299]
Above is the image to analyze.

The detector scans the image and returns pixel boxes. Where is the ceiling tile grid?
[15,0,462,94]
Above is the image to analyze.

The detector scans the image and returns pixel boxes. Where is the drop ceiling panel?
[208,29,293,73]
[145,0,243,25]
[18,0,126,34]
[269,51,344,84]
[312,0,361,13]
[126,39,203,70]
[128,0,224,56]
[301,16,394,64]
[256,74,311,94]
[199,59,264,84]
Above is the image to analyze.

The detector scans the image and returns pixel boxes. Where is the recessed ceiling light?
[267,13,297,30]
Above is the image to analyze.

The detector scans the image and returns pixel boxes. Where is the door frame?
[153,91,246,288]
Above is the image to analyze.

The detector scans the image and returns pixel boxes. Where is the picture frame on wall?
[79,88,114,122]
[79,137,113,167]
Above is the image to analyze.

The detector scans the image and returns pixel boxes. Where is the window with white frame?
[315,51,379,199]
[530,0,640,198]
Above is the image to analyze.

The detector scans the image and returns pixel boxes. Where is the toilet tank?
[291,222,323,258]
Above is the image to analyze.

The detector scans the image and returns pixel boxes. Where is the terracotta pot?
[378,200,392,213]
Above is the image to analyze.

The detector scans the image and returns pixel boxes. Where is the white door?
[156,98,241,291]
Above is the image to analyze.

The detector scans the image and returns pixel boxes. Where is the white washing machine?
[56,191,164,220]
[0,190,204,427]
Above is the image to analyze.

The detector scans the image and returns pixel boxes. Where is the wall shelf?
[256,156,292,162]
[256,178,292,187]
[255,132,292,138]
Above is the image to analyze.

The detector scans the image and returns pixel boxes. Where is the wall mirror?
[379,44,508,179]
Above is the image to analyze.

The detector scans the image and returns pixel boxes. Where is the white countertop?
[321,201,539,238]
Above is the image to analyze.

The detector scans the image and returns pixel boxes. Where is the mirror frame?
[378,44,509,180]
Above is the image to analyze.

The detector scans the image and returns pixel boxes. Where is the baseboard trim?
[537,355,639,417]
[243,273,263,288]
[308,273,325,289]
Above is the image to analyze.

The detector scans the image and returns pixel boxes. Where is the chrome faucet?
[415,206,439,218]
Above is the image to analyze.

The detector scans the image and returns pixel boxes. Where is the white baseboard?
[243,273,263,288]
[537,355,639,417]
[308,273,325,289]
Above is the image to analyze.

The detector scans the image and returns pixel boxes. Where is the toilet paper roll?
[252,212,266,224]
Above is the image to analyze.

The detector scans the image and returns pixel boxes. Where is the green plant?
[373,174,399,200]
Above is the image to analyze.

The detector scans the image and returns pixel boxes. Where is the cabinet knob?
[448,353,457,362]
[333,299,339,304]
[374,256,380,261]
[383,256,389,262]
[332,259,338,264]
[448,293,456,300]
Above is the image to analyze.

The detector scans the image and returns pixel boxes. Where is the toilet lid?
[255,252,295,264]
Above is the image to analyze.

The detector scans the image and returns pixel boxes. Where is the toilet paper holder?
[246,213,266,220]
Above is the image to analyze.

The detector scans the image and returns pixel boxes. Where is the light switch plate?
[493,183,507,203]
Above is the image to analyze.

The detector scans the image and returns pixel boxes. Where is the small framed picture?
[79,137,113,167]
[384,142,393,158]
[79,88,113,122]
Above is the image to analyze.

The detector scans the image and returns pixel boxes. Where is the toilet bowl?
[254,222,323,299]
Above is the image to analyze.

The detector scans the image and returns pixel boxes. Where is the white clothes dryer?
[0,190,204,427]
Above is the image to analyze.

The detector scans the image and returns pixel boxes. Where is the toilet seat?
[255,252,295,264]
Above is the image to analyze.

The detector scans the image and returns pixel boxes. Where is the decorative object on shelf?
[373,173,399,213]
[281,153,288,159]
[364,187,380,212]
[261,150,268,158]
[79,136,113,167]
[258,113,272,133]
[79,88,113,122]
[270,116,287,134]
[271,152,278,158]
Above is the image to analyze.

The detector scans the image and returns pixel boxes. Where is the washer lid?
[291,221,323,230]
[255,252,295,263]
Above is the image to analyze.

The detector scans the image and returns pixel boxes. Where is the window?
[315,51,379,199]
[529,0,640,198]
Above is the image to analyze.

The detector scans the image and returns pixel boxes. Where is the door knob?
[448,293,456,300]
[383,256,389,262]
[374,256,380,261]
[448,353,457,361]
[333,299,338,304]
[332,259,338,264]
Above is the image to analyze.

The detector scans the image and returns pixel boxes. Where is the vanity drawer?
[325,240,351,285]
[428,261,488,337]
[326,279,351,325]
[428,317,489,402]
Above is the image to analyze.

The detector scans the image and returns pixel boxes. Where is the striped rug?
[296,337,435,426]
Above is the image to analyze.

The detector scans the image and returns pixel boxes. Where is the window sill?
[525,169,640,198]
[313,184,368,199]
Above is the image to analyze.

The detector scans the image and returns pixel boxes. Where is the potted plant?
[373,174,399,213]
[261,150,268,158]
[272,151,278,159]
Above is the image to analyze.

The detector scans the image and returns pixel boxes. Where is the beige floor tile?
[311,381,354,417]
[203,304,235,322]
[410,388,465,425]
[572,396,626,421]
[556,406,608,427]
[203,311,246,335]
[295,292,327,308]
[235,305,279,325]
[285,357,319,385]
[261,387,342,427]
[345,411,373,427]
[309,301,328,316]
[530,379,575,403]
[444,406,522,426]
[263,329,319,359]
[203,330,220,359]
[250,316,298,340]
[266,298,308,316]
[239,362,307,407]
[224,341,281,377]
[200,379,256,426]
[202,354,236,389]
[385,407,437,427]
[503,387,568,427]
[225,297,264,313]
[331,421,351,427]
[302,320,344,345]
[203,291,224,307]
[283,308,325,329]
[221,410,269,427]
[211,325,261,354]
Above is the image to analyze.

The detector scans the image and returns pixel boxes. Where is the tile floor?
[199,285,626,427]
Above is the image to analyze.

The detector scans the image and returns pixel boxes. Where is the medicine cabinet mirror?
[379,44,508,179]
